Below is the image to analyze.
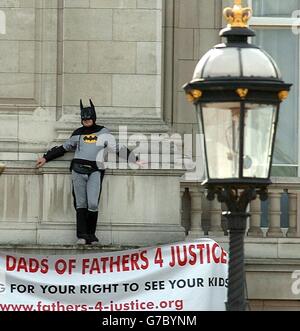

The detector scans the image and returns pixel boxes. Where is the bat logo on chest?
[83,135,98,144]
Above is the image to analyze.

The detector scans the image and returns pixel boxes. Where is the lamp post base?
[224,211,248,311]
[225,302,247,311]
[206,185,268,312]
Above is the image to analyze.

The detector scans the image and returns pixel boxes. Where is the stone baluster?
[187,186,204,238]
[248,198,263,237]
[287,192,297,237]
[180,187,189,236]
[297,193,300,237]
[208,198,224,237]
[267,192,283,238]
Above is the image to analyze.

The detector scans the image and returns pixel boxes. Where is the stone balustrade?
[181,178,300,239]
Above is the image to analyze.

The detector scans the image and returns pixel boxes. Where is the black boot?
[87,211,99,244]
[76,208,89,244]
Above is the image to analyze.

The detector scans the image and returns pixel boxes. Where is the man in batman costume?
[36,99,140,245]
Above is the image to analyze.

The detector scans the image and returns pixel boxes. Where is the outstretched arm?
[36,134,78,168]
[117,145,139,163]
[102,129,139,163]
[36,145,66,168]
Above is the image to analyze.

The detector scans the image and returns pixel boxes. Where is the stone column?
[208,198,224,237]
[187,186,204,238]
[297,193,300,237]
[287,193,297,238]
[248,199,263,237]
[180,187,190,236]
[267,192,283,238]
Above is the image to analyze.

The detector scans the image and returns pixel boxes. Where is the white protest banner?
[0,239,228,311]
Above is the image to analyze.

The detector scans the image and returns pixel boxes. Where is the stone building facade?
[0,0,185,246]
[1,0,300,310]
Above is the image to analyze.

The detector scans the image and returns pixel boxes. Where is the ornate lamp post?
[183,0,291,311]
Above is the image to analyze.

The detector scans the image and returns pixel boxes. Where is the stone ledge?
[0,244,139,254]
[211,236,300,259]
[0,161,186,176]
[245,258,300,301]
[246,258,300,271]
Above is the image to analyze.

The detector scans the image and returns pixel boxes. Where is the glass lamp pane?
[243,104,278,178]
[241,48,279,78]
[202,103,241,179]
[192,50,214,80]
[201,48,240,78]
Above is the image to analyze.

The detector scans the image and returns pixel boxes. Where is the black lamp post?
[183,0,291,311]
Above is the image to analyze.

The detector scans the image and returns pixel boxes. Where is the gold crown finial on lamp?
[223,0,252,28]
